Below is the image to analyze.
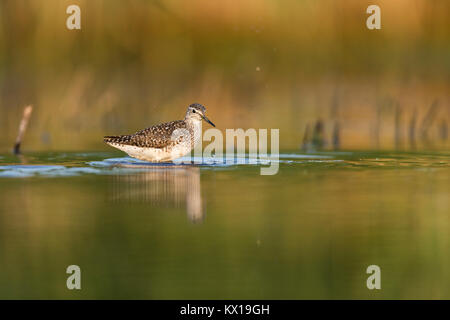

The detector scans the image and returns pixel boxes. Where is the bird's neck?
[185,118,203,146]
[185,118,202,130]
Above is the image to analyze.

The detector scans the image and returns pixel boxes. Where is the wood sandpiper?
[104,103,215,162]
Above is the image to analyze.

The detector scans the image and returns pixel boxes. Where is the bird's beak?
[201,114,215,127]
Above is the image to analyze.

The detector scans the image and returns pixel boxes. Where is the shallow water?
[0,150,449,299]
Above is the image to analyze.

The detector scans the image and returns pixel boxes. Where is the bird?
[104,103,215,162]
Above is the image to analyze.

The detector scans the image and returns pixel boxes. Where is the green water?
[0,151,449,299]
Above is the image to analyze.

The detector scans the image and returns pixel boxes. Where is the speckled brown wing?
[104,120,188,148]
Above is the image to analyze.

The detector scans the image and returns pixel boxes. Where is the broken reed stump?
[420,100,438,141]
[409,109,417,150]
[332,122,340,150]
[13,105,33,155]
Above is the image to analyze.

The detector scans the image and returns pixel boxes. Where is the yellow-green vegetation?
[0,0,449,151]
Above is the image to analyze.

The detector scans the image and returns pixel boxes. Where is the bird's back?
[104,120,188,149]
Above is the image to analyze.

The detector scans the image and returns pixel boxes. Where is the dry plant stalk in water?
[13,105,33,155]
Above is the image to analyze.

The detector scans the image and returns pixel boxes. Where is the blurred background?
[0,1,449,300]
[0,0,449,152]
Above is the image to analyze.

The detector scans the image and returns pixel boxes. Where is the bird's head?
[185,103,215,127]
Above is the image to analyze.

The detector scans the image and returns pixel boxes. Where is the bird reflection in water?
[110,166,204,223]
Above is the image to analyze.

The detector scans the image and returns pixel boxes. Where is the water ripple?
[0,151,447,178]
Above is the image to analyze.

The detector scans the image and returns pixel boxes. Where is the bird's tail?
[104,135,131,144]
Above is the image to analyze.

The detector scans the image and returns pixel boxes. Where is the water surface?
[0,151,448,299]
